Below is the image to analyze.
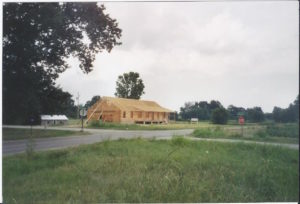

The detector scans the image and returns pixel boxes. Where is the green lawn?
[3,138,298,203]
[2,128,89,140]
[192,123,299,144]
[86,120,236,130]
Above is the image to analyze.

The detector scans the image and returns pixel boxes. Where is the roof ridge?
[102,96,157,103]
[100,96,173,112]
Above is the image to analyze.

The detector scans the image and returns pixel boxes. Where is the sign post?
[238,116,245,136]
[79,109,87,132]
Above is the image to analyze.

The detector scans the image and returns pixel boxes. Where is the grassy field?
[192,123,299,144]
[3,138,298,203]
[2,128,89,140]
[86,120,235,130]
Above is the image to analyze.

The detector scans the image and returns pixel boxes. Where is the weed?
[3,139,298,203]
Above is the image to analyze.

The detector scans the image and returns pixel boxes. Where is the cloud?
[56,1,298,113]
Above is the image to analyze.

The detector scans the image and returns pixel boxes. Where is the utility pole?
[76,92,80,119]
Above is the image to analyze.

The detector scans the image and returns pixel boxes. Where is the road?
[2,125,193,155]
[2,125,298,156]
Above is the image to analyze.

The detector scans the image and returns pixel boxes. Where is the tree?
[211,108,229,124]
[84,95,101,109]
[227,105,246,120]
[115,72,145,99]
[179,100,224,121]
[264,113,273,120]
[272,95,299,123]
[209,100,223,111]
[3,3,122,124]
[40,86,77,118]
[246,107,264,123]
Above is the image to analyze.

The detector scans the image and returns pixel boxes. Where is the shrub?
[265,123,299,138]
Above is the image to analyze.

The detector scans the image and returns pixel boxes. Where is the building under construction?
[86,96,173,124]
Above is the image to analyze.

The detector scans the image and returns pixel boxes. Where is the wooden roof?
[101,96,173,113]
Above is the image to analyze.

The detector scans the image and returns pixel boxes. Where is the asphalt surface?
[2,125,193,155]
[2,125,298,156]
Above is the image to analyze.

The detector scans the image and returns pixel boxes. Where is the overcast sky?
[56,1,299,113]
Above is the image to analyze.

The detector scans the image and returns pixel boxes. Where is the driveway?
[2,125,298,156]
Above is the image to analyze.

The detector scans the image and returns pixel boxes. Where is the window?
[131,111,133,118]
[146,112,149,118]
[123,111,126,118]
[163,113,166,118]
[138,112,142,118]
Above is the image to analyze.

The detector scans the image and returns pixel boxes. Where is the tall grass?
[3,138,298,203]
[88,120,214,130]
[193,127,242,139]
[265,123,299,138]
[2,128,89,140]
[193,123,299,144]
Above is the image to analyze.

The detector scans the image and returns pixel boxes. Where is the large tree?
[115,72,145,99]
[3,3,122,124]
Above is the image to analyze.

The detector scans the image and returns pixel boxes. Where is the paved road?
[2,125,193,155]
[2,125,298,156]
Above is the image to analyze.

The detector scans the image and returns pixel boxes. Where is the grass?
[66,119,83,127]
[86,120,232,130]
[2,128,89,140]
[193,123,299,144]
[3,138,298,203]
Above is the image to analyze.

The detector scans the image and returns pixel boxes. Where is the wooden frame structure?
[86,97,173,124]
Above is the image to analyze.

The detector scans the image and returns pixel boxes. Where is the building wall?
[41,120,68,126]
[87,99,171,124]
[119,111,169,124]
[87,100,121,122]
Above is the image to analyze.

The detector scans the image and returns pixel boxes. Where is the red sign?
[239,116,245,125]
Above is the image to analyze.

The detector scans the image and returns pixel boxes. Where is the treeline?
[179,95,299,124]
[272,96,299,123]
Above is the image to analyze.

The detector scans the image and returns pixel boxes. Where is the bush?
[211,108,229,124]
[265,123,299,138]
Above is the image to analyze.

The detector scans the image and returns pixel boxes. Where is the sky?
[56,1,299,113]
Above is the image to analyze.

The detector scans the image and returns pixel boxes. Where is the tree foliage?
[227,105,246,120]
[179,95,298,124]
[246,107,265,123]
[115,72,145,99]
[211,108,229,124]
[84,95,101,109]
[3,3,122,124]
[272,95,299,123]
[179,100,223,120]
